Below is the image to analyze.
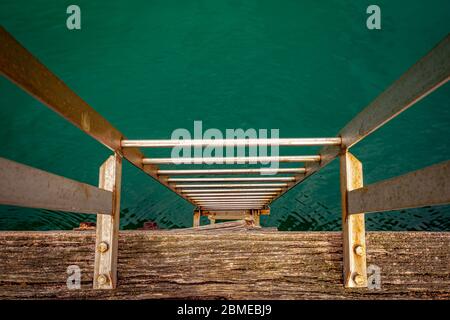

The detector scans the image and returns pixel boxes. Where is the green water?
[1,0,449,230]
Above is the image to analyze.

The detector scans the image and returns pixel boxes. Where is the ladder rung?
[167,177,295,182]
[189,197,273,200]
[193,199,271,202]
[195,201,269,204]
[199,206,265,209]
[197,208,263,211]
[122,138,341,148]
[181,188,283,193]
[157,168,305,175]
[143,155,320,165]
[185,192,278,196]
[175,183,288,188]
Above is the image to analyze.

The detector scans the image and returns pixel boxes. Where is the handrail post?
[193,209,201,227]
[208,214,216,225]
[246,209,260,226]
[339,150,367,288]
[93,152,122,289]
[253,210,261,227]
[243,210,259,226]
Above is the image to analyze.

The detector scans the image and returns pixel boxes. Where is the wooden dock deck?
[0,227,448,299]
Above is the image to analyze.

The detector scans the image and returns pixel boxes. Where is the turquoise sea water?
[0,0,449,230]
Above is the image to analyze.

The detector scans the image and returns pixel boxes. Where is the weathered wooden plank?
[0,157,112,214]
[202,209,268,222]
[348,160,450,215]
[0,27,194,205]
[0,231,448,299]
[205,212,246,220]
[339,151,367,288]
[173,220,260,233]
[94,154,122,289]
[201,210,244,217]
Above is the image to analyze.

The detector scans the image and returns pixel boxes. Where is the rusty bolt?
[354,245,364,256]
[98,242,109,253]
[97,274,108,285]
[353,273,365,286]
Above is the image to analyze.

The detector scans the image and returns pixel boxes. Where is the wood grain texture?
[0,231,448,300]
[174,220,258,233]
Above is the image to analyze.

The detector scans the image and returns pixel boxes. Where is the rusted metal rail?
[0,157,112,215]
[0,27,194,206]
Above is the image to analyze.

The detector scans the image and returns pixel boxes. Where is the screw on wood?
[354,245,364,256]
[98,241,109,253]
[353,273,365,286]
[97,274,108,285]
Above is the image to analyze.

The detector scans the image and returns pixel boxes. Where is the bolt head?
[354,245,364,256]
[98,242,109,253]
[97,274,108,285]
[353,273,365,286]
